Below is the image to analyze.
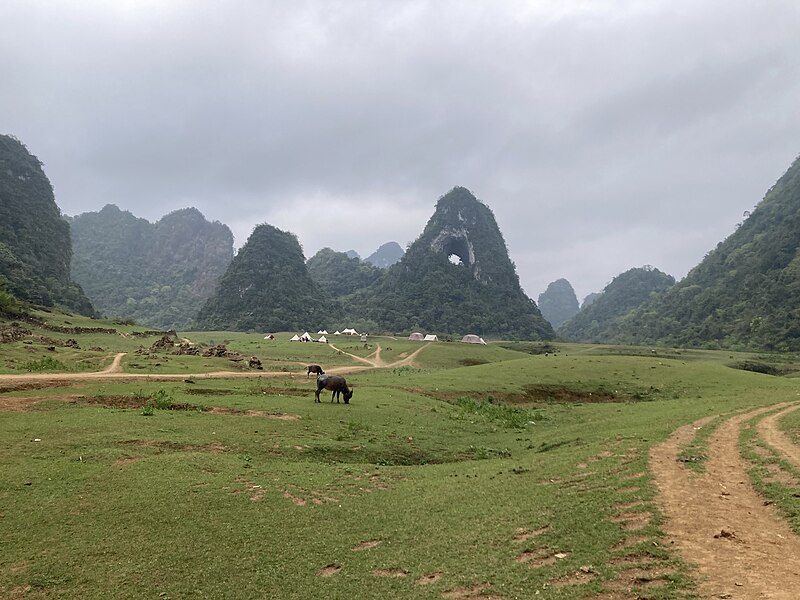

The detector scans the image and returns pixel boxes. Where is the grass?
[2,309,800,598]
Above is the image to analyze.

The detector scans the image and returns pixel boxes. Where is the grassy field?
[2,310,800,598]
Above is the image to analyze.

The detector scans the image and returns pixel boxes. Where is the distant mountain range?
[5,132,800,349]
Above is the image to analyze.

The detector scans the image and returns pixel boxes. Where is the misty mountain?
[537,278,580,329]
[558,266,675,342]
[70,204,233,329]
[0,134,94,315]
[195,223,333,331]
[351,187,554,340]
[364,241,405,268]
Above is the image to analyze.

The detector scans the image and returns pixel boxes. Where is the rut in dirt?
[650,404,800,599]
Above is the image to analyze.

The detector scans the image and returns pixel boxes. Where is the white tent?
[423,334,438,342]
[461,334,486,345]
[334,330,341,335]
[290,334,301,341]
[342,328,358,335]
[317,330,329,335]
[300,331,314,342]
[408,332,424,341]
[318,335,328,343]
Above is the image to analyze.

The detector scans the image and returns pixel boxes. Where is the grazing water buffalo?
[307,364,325,376]
[315,374,353,404]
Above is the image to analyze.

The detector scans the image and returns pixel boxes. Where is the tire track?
[650,405,800,599]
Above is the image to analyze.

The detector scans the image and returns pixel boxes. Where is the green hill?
[538,278,579,329]
[0,134,94,315]
[70,205,233,330]
[611,155,800,351]
[558,266,675,342]
[306,248,383,298]
[351,187,554,340]
[194,223,333,331]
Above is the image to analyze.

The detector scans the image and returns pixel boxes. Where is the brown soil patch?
[208,407,300,420]
[0,380,71,394]
[650,404,800,599]
[372,568,408,577]
[584,593,637,600]
[7,585,32,599]
[512,526,549,543]
[550,566,597,587]
[416,571,443,586]
[441,583,500,599]
[282,491,306,506]
[609,511,651,532]
[121,439,226,453]
[610,535,650,551]
[0,394,82,411]
[515,548,570,568]
[352,539,383,551]
[317,564,341,577]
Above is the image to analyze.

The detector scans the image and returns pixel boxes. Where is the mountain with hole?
[351,186,554,340]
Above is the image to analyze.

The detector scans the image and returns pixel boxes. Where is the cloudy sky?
[3,0,800,302]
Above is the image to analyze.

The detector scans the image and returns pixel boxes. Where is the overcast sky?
[3,0,800,302]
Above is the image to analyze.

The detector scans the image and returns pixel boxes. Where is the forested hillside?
[558,266,675,342]
[0,134,94,315]
[350,187,554,340]
[70,205,233,329]
[365,241,404,268]
[609,155,800,351]
[306,248,383,297]
[195,224,334,331]
[538,278,579,329]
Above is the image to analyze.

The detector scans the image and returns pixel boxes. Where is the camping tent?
[461,334,486,345]
[300,332,314,342]
[318,335,328,343]
[290,334,301,341]
[334,330,341,335]
[342,328,358,335]
[423,334,438,342]
[263,334,275,340]
[408,332,424,341]
[317,330,328,335]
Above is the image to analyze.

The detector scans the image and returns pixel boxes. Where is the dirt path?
[0,344,431,385]
[650,404,800,599]
[757,404,800,467]
[326,343,429,370]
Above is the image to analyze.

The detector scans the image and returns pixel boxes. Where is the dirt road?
[650,404,800,599]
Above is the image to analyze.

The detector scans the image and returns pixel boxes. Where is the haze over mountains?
[3,133,800,349]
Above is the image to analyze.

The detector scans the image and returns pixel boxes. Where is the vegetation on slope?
[306,247,383,298]
[195,223,334,331]
[0,134,94,315]
[70,205,233,330]
[351,187,554,340]
[612,155,800,351]
[558,266,675,342]
[538,278,580,329]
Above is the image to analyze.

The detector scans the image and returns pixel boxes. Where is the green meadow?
[2,310,800,598]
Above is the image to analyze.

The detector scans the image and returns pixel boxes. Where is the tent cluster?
[408,332,438,342]
[287,327,362,342]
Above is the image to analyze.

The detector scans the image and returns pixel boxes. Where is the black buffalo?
[315,374,353,404]
[307,364,325,376]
